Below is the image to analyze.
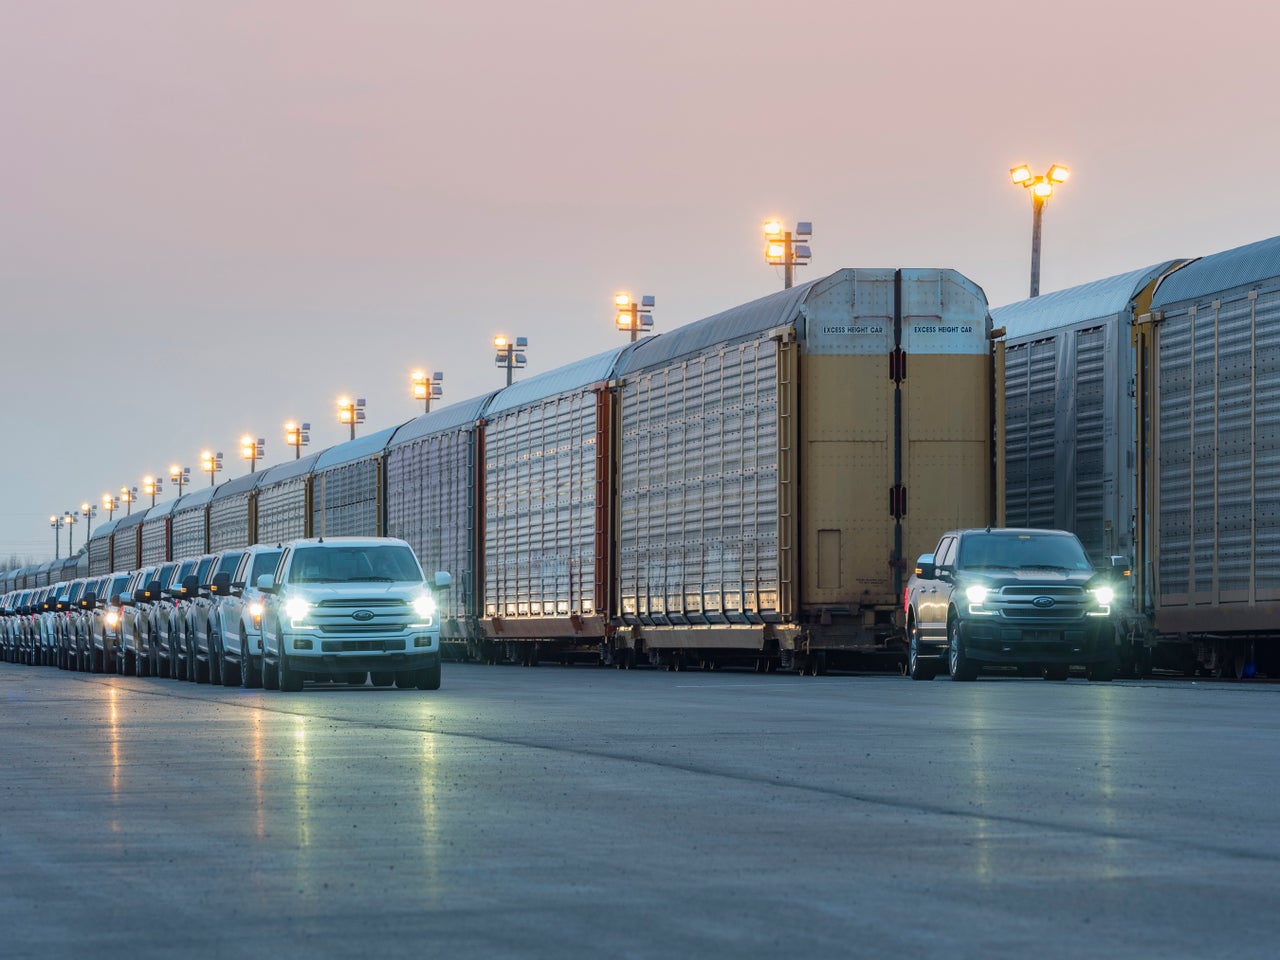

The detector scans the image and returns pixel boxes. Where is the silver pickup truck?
[258,537,450,692]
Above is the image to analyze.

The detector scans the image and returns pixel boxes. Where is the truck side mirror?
[256,574,276,594]
[211,572,232,596]
[81,593,98,611]
[433,571,453,590]
[914,554,936,580]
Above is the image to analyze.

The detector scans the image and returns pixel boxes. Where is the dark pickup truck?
[904,528,1118,681]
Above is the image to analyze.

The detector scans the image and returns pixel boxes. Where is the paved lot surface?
[3,662,1279,959]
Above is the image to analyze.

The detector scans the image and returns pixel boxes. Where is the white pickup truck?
[257,537,450,692]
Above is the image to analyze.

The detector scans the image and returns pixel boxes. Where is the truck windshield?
[957,533,1092,572]
[289,545,423,583]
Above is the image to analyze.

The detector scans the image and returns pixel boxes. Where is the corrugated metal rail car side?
[208,472,259,552]
[385,396,495,657]
[255,452,322,545]
[992,262,1182,674]
[87,518,120,575]
[112,511,146,573]
[311,426,401,539]
[1140,234,1280,676]
[479,347,638,661]
[141,500,176,565]
[171,486,216,560]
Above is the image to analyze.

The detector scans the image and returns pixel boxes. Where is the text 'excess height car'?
[257,537,451,692]
[905,528,1119,682]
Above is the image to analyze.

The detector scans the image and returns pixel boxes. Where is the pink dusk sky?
[2,0,1278,559]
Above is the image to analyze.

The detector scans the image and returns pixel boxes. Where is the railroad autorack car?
[614,268,998,672]
[385,394,495,659]
[1140,234,1280,676]
[479,345,640,664]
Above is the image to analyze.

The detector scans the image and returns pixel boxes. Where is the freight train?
[6,233,1280,678]
[3,268,1001,673]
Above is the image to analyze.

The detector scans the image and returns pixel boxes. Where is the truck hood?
[960,568,1098,589]
[285,582,426,602]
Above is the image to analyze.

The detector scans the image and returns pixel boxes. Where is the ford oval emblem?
[1032,596,1055,609]
[352,609,375,621]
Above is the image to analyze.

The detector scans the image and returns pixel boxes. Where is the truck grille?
[993,585,1090,621]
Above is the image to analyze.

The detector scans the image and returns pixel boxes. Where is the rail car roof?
[616,278,820,375]
[211,470,260,500]
[90,517,120,540]
[256,451,323,485]
[1152,233,1280,309]
[141,498,177,521]
[389,394,497,447]
[173,485,216,512]
[114,510,147,532]
[992,262,1180,339]
[485,345,639,417]
[313,424,403,470]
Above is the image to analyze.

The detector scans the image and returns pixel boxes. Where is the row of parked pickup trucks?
[0,537,450,691]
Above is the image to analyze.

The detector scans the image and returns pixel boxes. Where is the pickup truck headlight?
[965,583,997,616]
[1088,585,1114,616]
[284,597,312,623]
[105,611,120,628]
[412,594,436,620]
[248,601,264,619]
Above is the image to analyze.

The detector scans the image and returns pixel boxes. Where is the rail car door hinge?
[889,485,907,519]
[889,348,907,383]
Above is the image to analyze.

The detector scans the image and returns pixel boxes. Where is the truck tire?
[909,626,936,681]
[416,663,442,690]
[277,643,303,692]
[948,620,977,681]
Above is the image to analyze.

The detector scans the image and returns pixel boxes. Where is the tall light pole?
[120,486,137,515]
[614,293,655,342]
[200,450,224,486]
[241,435,265,472]
[63,511,76,557]
[285,421,311,459]
[80,502,97,548]
[1010,163,1069,298]
[102,492,117,521]
[493,335,528,387]
[143,475,162,506]
[337,397,365,441]
[50,515,60,559]
[170,465,190,498]
[763,219,813,289]
[411,370,444,413]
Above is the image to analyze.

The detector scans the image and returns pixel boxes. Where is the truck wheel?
[277,644,303,692]
[1085,660,1115,682]
[345,672,367,686]
[394,670,418,688]
[370,672,394,687]
[240,635,261,689]
[261,647,279,690]
[1042,664,1069,681]
[948,620,977,681]
[909,627,936,681]
[416,663,441,690]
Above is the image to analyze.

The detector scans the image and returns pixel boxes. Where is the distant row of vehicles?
[0,538,448,691]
